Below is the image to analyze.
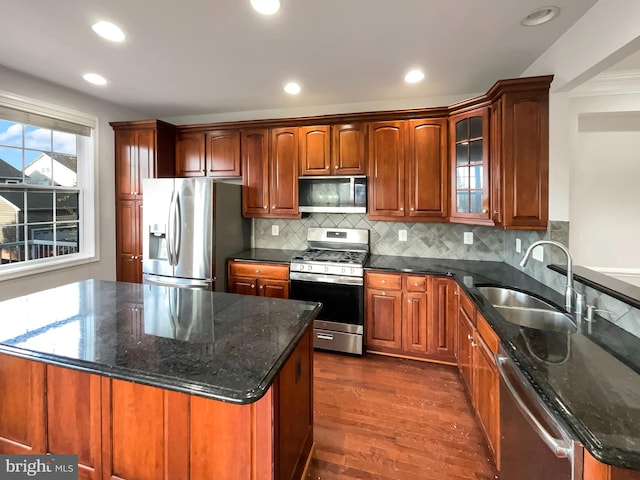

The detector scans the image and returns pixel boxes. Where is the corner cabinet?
[449,107,491,224]
[241,128,300,219]
[368,118,448,221]
[112,120,175,284]
[364,272,456,363]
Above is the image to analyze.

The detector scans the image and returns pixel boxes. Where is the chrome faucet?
[519,240,584,315]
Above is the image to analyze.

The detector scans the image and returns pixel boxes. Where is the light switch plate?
[533,245,544,262]
[516,238,522,253]
[464,232,473,245]
[398,229,407,242]
[271,225,279,236]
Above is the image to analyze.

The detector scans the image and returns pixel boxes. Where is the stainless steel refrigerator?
[141,178,250,291]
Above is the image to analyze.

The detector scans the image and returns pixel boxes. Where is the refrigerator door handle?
[168,191,178,266]
[143,274,212,290]
[174,192,182,265]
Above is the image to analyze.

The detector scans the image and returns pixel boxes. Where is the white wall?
[0,65,149,301]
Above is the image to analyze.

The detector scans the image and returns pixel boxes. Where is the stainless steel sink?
[476,286,577,333]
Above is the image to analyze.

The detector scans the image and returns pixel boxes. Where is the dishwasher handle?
[496,353,573,460]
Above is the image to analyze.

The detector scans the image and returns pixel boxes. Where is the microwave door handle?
[495,354,573,460]
[350,176,355,206]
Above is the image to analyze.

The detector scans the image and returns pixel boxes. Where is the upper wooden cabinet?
[175,129,241,177]
[299,123,366,176]
[490,83,550,230]
[368,119,448,221]
[111,120,175,283]
[241,128,300,219]
[449,107,491,225]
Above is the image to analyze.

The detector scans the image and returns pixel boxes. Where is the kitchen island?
[0,279,321,480]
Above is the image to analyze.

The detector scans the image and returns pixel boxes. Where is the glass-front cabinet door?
[449,107,491,224]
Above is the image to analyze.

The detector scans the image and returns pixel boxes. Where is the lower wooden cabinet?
[228,261,290,299]
[0,327,313,480]
[584,449,640,480]
[365,272,456,362]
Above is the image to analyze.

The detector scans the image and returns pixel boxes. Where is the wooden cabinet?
[175,129,241,178]
[241,128,300,219]
[368,119,448,221]
[584,450,640,480]
[365,272,456,362]
[489,79,550,230]
[228,261,290,298]
[449,107,491,224]
[112,120,175,284]
[299,123,366,175]
[455,287,500,468]
[0,327,313,480]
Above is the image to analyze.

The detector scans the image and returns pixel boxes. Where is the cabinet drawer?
[229,262,289,280]
[366,272,402,290]
[477,313,499,355]
[405,275,428,292]
[458,288,476,325]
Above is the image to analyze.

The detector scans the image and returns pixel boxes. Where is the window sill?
[0,253,101,282]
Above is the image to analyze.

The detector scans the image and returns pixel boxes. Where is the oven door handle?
[290,271,363,286]
[496,353,573,460]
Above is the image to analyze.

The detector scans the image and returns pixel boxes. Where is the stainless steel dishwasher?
[496,347,584,480]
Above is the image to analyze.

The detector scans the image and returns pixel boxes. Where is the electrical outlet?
[532,245,544,262]
[398,229,407,242]
[516,238,522,253]
[271,225,279,236]
[463,232,473,245]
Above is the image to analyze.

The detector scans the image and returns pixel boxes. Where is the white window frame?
[0,90,99,281]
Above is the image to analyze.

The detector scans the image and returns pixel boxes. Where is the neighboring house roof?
[0,158,23,181]
[25,152,77,172]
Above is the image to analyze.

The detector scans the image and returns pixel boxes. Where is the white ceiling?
[0,0,599,119]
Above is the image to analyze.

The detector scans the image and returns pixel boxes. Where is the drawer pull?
[381,279,386,284]
[467,334,473,340]
[251,284,255,289]
[317,333,334,340]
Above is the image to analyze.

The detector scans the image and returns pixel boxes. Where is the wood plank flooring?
[305,352,499,480]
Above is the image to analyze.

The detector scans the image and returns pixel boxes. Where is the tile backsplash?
[254,215,640,339]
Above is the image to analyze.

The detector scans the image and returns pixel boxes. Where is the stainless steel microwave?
[298,175,367,213]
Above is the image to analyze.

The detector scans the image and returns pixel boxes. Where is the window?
[0,91,96,277]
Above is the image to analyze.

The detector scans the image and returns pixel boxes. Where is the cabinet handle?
[471,341,478,348]
[410,207,414,211]
[325,165,329,169]
[259,285,264,290]
[273,204,276,208]
[263,205,268,209]
[255,269,260,273]
[131,255,135,259]
[414,282,419,286]
[381,279,386,284]
[467,334,473,340]
[382,291,386,296]
[400,207,404,211]
[251,284,255,289]
[482,209,487,213]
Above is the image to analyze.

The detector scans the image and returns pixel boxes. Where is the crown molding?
[570,69,640,97]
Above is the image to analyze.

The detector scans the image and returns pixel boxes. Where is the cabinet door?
[407,118,448,219]
[47,366,102,480]
[499,90,549,229]
[258,279,290,299]
[490,99,503,225]
[116,199,142,283]
[428,277,457,361]
[332,123,366,175]
[365,287,403,351]
[473,335,500,467]
[457,307,475,394]
[402,291,428,353]
[115,128,154,198]
[368,121,406,219]
[176,132,206,177]
[228,276,258,296]
[270,127,300,217]
[0,354,46,454]
[299,125,330,175]
[242,129,270,217]
[205,129,241,177]
[449,108,491,224]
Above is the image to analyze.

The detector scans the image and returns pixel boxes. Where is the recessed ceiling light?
[83,73,107,86]
[251,0,280,15]
[404,69,425,84]
[521,6,559,26]
[91,21,126,42]
[284,82,301,95]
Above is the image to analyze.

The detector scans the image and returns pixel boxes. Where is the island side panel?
[46,365,102,480]
[275,326,313,480]
[0,353,46,454]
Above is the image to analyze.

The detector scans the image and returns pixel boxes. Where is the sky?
[0,120,77,170]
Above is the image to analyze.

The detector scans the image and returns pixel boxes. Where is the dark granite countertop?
[0,279,321,404]
[229,248,299,264]
[367,255,640,471]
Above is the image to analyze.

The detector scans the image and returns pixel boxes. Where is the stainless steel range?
[289,227,369,355]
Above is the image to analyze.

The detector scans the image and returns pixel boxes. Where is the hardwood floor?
[306,352,498,480]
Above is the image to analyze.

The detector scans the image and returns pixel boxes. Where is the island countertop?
[0,279,322,404]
